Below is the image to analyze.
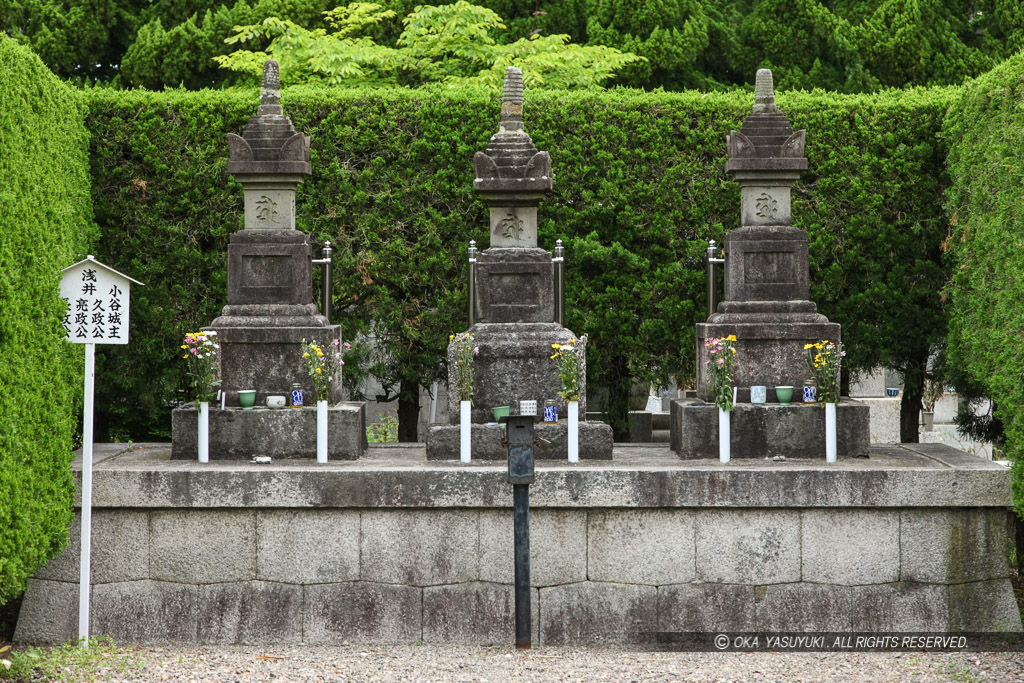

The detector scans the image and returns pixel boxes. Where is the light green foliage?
[945,51,1024,514]
[215,1,644,88]
[0,36,94,603]
[121,0,337,89]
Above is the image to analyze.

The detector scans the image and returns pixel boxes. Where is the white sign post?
[59,256,142,648]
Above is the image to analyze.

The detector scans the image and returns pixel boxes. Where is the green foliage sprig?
[215,1,643,88]
[451,332,476,403]
[180,331,221,407]
[804,340,843,404]
[704,335,736,411]
[551,335,585,402]
[301,338,344,402]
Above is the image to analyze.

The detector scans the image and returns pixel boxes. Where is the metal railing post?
[468,240,478,328]
[706,239,725,319]
[312,241,334,321]
[553,239,565,327]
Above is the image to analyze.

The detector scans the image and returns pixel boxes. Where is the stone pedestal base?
[426,421,613,460]
[171,402,366,460]
[448,323,585,424]
[208,322,342,405]
[670,398,869,459]
[697,313,839,404]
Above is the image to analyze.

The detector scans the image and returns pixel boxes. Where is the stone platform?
[14,442,1020,645]
[171,403,366,460]
[670,398,870,459]
[426,421,613,460]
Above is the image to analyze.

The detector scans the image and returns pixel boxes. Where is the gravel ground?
[72,644,1024,683]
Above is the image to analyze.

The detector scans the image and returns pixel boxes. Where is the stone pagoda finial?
[226,60,311,177]
[726,68,807,167]
[258,60,283,116]
[473,66,552,200]
[499,67,525,133]
[752,68,776,113]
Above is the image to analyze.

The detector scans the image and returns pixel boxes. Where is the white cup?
[266,395,286,408]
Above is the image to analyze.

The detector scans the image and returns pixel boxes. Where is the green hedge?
[82,83,953,439]
[945,51,1024,513]
[0,37,94,603]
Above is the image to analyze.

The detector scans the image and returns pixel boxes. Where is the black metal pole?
[513,483,531,649]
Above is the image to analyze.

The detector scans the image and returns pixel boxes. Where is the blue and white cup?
[543,403,559,423]
[291,388,304,407]
[750,385,767,404]
[803,384,817,403]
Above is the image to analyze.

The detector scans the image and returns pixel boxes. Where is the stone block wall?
[17,504,1020,644]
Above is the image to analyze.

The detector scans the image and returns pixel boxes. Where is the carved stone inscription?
[744,251,795,284]
[489,206,538,247]
[740,186,790,227]
[244,189,294,229]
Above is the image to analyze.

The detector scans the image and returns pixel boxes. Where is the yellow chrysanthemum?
[316,367,322,374]
[316,350,324,357]
[552,344,561,349]
[303,352,310,358]
[726,334,737,342]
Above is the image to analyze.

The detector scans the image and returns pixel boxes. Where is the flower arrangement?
[451,332,477,402]
[181,330,220,408]
[551,335,586,401]
[704,335,737,410]
[301,338,344,402]
[804,340,844,404]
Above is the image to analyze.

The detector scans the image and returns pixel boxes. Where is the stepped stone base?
[171,403,366,460]
[426,421,613,460]
[670,398,870,459]
[14,442,1019,644]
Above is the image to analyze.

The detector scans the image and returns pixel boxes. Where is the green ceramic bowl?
[492,406,510,420]
[774,386,794,405]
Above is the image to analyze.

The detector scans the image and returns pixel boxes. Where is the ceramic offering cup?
[886,387,900,397]
[775,386,794,405]
[750,385,767,404]
[492,406,511,421]
[238,390,256,409]
[266,395,286,409]
[519,400,538,416]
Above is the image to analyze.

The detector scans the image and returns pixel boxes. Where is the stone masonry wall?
[16,505,1020,644]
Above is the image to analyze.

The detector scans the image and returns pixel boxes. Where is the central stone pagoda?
[426,67,612,460]
[670,69,869,459]
[171,60,365,460]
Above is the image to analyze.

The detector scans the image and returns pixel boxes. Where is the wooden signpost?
[59,256,142,647]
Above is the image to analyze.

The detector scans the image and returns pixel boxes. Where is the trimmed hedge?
[83,83,952,439]
[0,37,94,603]
[945,50,1024,514]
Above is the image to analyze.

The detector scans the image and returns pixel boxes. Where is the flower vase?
[568,400,579,463]
[825,402,837,463]
[317,400,328,464]
[460,400,471,463]
[198,401,209,463]
[718,407,730,464]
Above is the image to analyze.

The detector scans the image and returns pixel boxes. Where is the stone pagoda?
[171,60,365,460]
[671,69,869,459]
[426,67,612,460]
